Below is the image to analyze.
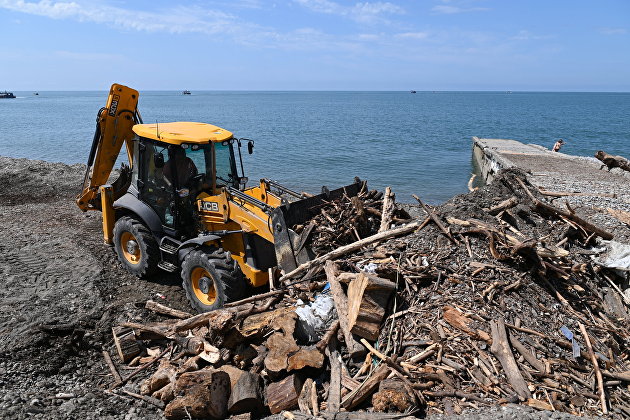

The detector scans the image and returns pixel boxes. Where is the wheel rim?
[120,231,141,265]
[191,267,217,305]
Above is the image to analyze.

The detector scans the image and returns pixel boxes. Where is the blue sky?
[0,0,628,91]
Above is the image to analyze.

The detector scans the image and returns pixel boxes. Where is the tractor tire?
[113,216,159,278]
[181,248,246,313]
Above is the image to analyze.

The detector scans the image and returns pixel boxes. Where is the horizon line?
[6,89,630,93]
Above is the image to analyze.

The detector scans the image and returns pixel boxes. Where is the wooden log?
[487,197,518,215]
[165,369,231,420]
[378,187,396,233]
[223,307,295,348]
[309,380,319,416]
[489,318,531,400]
[595,150,630,172]
[224,289,285,308]
[298,377,314,415]
[316,320,340,352]
[442,306,491,343]
[602,370,630,382]
[112,326,141,363]
[265,333,300,375]
[140,359,177,396]
[240,307,295,338]
[279,220,424,283]
[265,312,300,375]
[152,383,175,402]
[287,412,418,420]
[541,191,617,199]
[228,372,264,415]
[327,348,341,413]
[341,364,391,410]
[266,374,304,414]
[120,321,176,340]
[145,300,193,319]
[412,194,457,244]
[218,365,246,389]
[121,389,165,409]
[111,346,171,390]
[607,208,630,226]
[508,334,545,372]
[347,273,396,341]
[287,347,324,371]
[425,390,486,403]
[467,173,477,191]
[360,338,416,387]
[514,177,614,240]
[578,322,607,414]
[372,379,414,412]
[173,335,208,356]
[324,261,365,358]
[173,308,235,333]
[102,350,122,383]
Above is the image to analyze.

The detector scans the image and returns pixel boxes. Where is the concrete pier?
[472,137,630,240]
[472,137,630,198]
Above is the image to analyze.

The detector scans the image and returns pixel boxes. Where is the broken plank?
[489,318,531,400]
[347,273,396,341]
[341,364,391,410]
[324,261,365,358]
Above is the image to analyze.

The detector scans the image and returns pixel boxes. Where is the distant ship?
[182,90,191,95]
[34,92,39,96]
[410,90,416,93]
[0,91,16,99]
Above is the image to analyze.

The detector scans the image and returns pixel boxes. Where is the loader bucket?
[87,164,132,211]
[270,179,365,273]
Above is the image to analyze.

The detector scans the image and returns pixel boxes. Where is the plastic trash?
[560,325,581,358]
[595,240,630,272]
[295,290,337,343]
[358,262,378,273]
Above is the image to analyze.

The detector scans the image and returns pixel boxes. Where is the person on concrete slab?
[552,139,565,152]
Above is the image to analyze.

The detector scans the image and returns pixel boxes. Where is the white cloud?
[431,4,488,14]
[294,0,404,23]
[0,0,239,35]
[54,50,123,60]
[600,27,627,35]
[357,33,380,40]
[510,30,551,41]
[396,32,429,40]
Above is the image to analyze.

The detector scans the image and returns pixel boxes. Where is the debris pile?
[103,169,630,419]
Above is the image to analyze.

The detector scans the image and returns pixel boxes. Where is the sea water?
[0,91,628,203]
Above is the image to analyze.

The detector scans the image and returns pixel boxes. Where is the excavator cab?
[78,84,364,313]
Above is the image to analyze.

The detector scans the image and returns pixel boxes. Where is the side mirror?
[154,153,164,168]
[247,140,254,155]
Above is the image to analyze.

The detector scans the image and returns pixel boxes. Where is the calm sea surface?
[0,91,628,203]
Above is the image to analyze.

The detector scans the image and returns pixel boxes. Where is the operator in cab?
[164,147,198,187]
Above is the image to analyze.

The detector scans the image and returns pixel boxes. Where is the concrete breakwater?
[472,136,630,245]
[472,136,630,193]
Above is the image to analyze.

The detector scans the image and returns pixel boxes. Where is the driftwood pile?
[102,169,630,419]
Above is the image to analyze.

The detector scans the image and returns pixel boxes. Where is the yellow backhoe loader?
[77,84,362,312]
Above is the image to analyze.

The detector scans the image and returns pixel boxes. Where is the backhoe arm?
[76,83,140,211]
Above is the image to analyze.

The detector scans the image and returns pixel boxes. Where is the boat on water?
[410,90,416,94]
[182,90,191,95]
[34,92,39,96]
[0,91,16,99]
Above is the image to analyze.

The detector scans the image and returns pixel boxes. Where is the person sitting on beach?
[552,139,565,152]
[164,148,198,187]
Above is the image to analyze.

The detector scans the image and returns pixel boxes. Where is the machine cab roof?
[132,122,233,145]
